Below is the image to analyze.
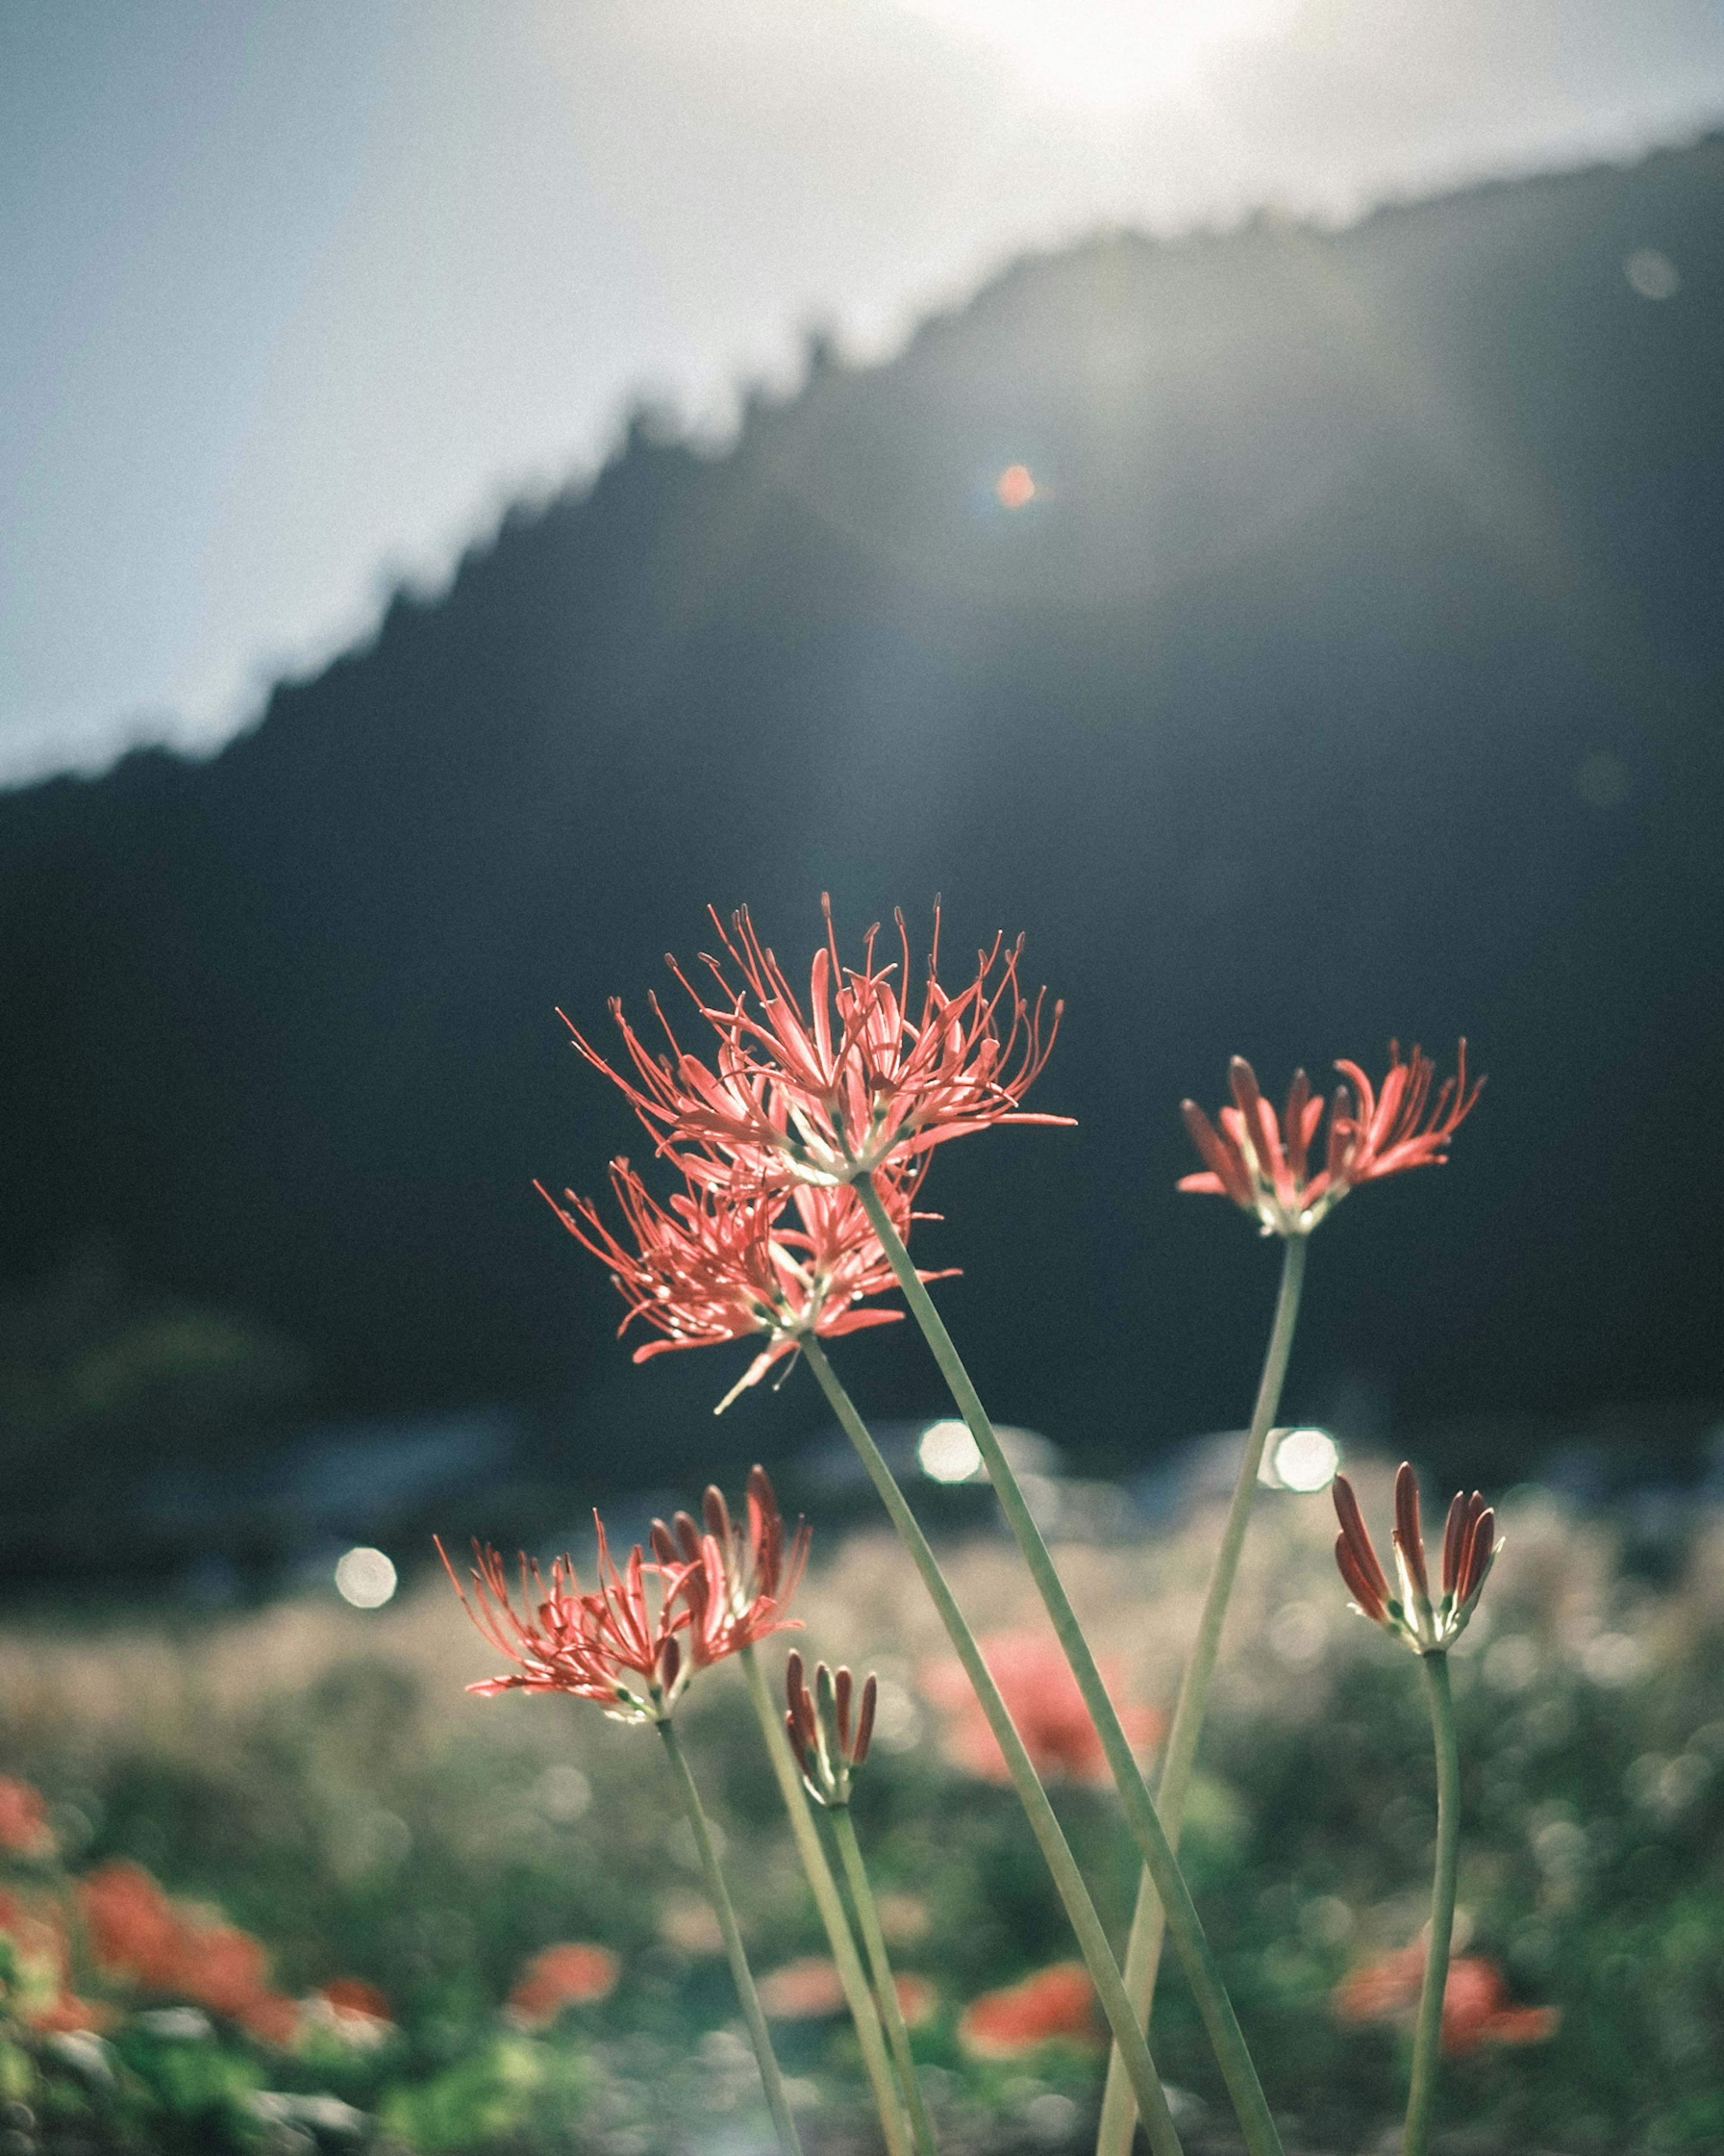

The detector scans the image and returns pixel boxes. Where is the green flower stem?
[829,1806,941,2156]
[657,1716,806,2156]
[1096,1234,1307,2156]
[853,1179,1281,2156]
[741,1648,917,2156]
[800,1336,1185,2156]
[1405,1651,1460,2156]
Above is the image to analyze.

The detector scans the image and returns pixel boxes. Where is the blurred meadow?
[2,1467,1720,2154]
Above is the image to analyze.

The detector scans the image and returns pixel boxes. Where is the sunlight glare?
[891,0,1299,109]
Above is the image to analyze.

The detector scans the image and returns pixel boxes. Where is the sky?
[1,0,1719,789]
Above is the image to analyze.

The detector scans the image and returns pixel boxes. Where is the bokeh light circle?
[334,1546,398,1608]
[1271,1427,1339,1493]
[919,1420,983,1482]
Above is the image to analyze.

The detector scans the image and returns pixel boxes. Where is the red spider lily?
[1179,1042,1482,1236]
[677,1526,805,1669]
[438,1522,693,1723]
[783,1651,877,1807]
[563,899,1071,1187]
[653,1466,811,1633]
[539,1155,950,1411]
[921,1633,1164,1787]
[1336,1945,1558,2056]
[1332,1464,1496,1653]
[958,1964,1101,2058]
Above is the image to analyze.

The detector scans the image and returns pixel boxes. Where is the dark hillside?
[3,135,1721,1519]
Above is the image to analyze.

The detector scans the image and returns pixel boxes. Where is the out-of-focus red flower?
[506,1942,620,2028]
[79,1861,185,1990]
[77,1861,297,2041]
[317,1977,392,2023]
[0,1778,54,1859]
[921,1634,1163,1786]
[185,1924,299,2044]
[1180,1043,1480,1237]
[958,1964,1100,2058]
[757,1956,848,2020]
[564,900,1071,1189]
[439,1521,693,1723]
[1336,1946,1559,2056]
[893,1973,939,2028]
[1333,1465,1496,1654]
[541,1159,949,1411]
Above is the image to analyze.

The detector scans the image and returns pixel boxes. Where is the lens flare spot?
[995,463,1037,510]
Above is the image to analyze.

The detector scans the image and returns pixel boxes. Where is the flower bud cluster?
[784,1652,877,1809]
[1333,1464,1497,1655]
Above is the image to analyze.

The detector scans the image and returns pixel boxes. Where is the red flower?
[539,1157,950,1411]
[439,1522,692,1723]
[77,1862,297,2041]
[653,1467,809,1668]
[958,1964,1100,2058]
[563,899,1071,1188]
[79,1861,185,1991]
[921,1634,1163,1786]
[0,1777,53,1859]
[305,1976,396,2046]
[507,1942,619,2028]
[1180,1043,1481,1237]
[1333,1464,1496,1653]
[1336,1946,1558,2056]
[757,1956,848,2020]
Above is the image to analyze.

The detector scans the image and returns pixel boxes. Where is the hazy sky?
[2,0,1719,787]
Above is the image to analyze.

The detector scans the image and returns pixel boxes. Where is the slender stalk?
[1405,1653,1460,2156]
[741,1648,917,2156]
[830,1807,941,2156]
[800,1336,1185,2156]
[853,1180,1281,2156]
[657,1717,805,2156]
[1097,1235,1307,2156]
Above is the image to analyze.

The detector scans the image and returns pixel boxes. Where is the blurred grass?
[1,1465,1721,2155]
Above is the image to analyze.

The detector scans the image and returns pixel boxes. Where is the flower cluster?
[1333,1464,1497,1654]
[444,1474,805,1723]
[78,1859,299,2043]
[567,899,1070,1189]
[784,1651,878,1808]
[546,902,1068,1406]
[1180,1043,1481,1237]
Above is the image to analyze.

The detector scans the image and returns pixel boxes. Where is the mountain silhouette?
[3,134,1721,1530]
